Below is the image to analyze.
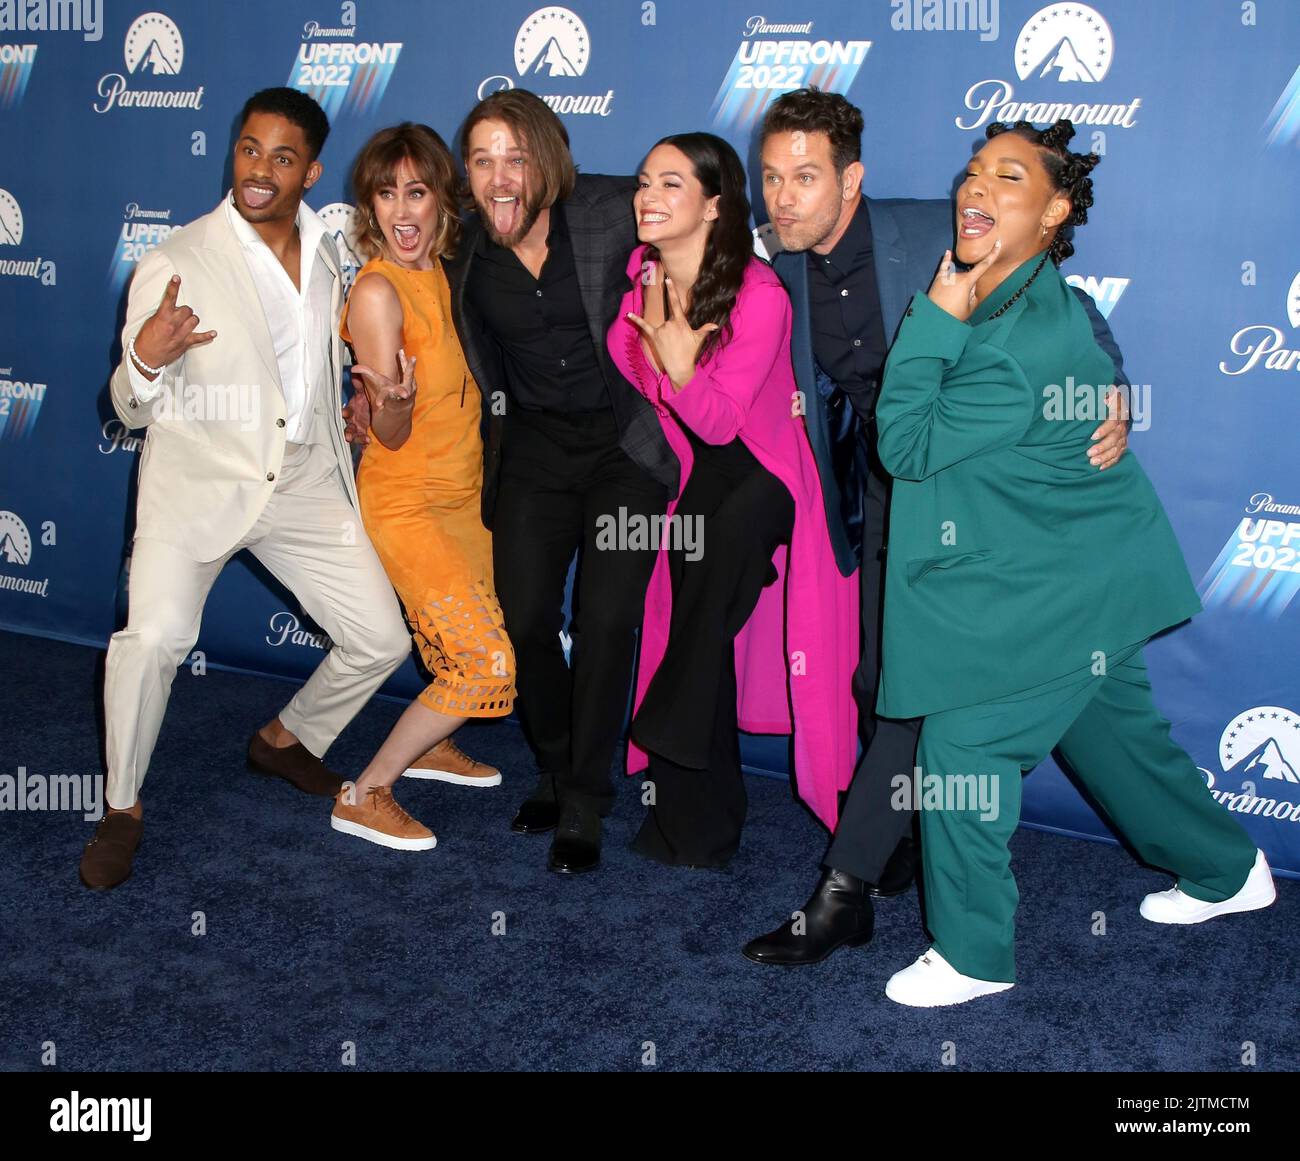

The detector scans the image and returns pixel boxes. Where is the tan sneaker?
[331,785,437,851]
[403,736,501,787]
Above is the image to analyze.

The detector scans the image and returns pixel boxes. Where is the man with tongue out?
[452,89,678,873]
[82,88,411,890]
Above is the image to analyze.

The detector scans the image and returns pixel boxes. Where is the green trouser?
[916,642,1258,983]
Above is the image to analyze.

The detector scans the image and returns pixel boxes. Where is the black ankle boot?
[741,868,875,966]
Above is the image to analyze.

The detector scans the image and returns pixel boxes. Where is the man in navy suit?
[743,89,1131,965]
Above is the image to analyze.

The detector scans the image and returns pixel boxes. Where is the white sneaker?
[885,947,1015,1008]
[1139,849,1276,924]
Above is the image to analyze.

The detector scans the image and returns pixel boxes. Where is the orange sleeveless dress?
[341,256,515,717]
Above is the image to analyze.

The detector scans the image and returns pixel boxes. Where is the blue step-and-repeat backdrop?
[1,0,1297,873]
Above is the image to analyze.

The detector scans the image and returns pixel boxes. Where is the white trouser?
[104,441,409,809]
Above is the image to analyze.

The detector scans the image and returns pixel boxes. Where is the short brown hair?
[760,88,864,176]
[460,89,576,209]
[350,122,461,261]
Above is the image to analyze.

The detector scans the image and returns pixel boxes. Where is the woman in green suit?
[875,120,1275,1008]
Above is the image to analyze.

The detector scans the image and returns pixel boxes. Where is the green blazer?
[875,256,1201,720]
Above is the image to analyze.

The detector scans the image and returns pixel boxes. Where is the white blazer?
[110,201,358,563]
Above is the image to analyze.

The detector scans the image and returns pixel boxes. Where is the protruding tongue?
[492,197,519,236]
[245,186,275,210]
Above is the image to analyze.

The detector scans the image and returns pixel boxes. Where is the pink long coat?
[607,246,859,829]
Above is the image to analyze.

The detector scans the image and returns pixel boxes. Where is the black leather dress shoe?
[868,836,918,898]
[741,868,875,966]
[547,805,600,874]
[510,798,559,834]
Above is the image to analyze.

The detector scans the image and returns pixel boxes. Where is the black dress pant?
[823,437,921,883]
[631,432,794,867]
[492,408,664,815]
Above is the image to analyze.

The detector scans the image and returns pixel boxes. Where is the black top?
[466,201,609,414]
[807,198,888,420]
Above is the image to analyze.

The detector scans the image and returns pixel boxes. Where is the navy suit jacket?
[773,195,1129,577]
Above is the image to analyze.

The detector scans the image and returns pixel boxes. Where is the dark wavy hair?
[985,118,1099,265]
[641,132,752,364]
[759,87,863,176]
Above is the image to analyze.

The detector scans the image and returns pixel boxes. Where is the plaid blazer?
[448,173,679,527]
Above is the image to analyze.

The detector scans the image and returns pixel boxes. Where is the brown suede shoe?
[331,785,437,851]
[79,812,143,891]
[247,732,343,797]
[403,736,502,787]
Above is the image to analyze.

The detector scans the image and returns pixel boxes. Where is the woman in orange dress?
[331,122,516,851]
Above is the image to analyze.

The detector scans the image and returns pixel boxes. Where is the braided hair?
[985,118,1099,265]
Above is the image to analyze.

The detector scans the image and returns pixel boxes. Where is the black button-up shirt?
[807,198,888,422]
[466,202,609,414]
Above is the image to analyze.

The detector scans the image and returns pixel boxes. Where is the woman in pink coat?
[609,132,858,868]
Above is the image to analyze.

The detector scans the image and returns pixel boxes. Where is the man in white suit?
[81,88,410,890]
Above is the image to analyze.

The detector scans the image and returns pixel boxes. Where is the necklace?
[984,250,1050,320]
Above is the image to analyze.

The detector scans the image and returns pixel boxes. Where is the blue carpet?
[0,628,1295,1072]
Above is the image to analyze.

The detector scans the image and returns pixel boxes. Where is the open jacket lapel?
[198,203,284,397]
[866,198,911,343]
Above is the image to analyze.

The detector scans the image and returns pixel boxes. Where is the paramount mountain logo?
[124,9,181,73]
[0,188,56,286]
[0,42,36,109]
[1199,492,1300,618]
[1221,708,1300,785]
[1219,269,1300,377]
[1201,706,1300,825]
[93,11,204,113]
[0,187,22,245]
[516,6,588,76]
[481,6,611,116]
[0,508,49,598]
[957,3,1141,131]
[1015,4,1111,82]
[316,202,362,296]
[0,509,30,565]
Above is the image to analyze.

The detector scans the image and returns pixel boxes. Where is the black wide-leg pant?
[631,433,794,867]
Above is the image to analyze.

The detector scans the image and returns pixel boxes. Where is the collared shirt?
[465,201,609,414]
[807,198,888,419]
[127,194,334,445]
[222,192,333,443]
